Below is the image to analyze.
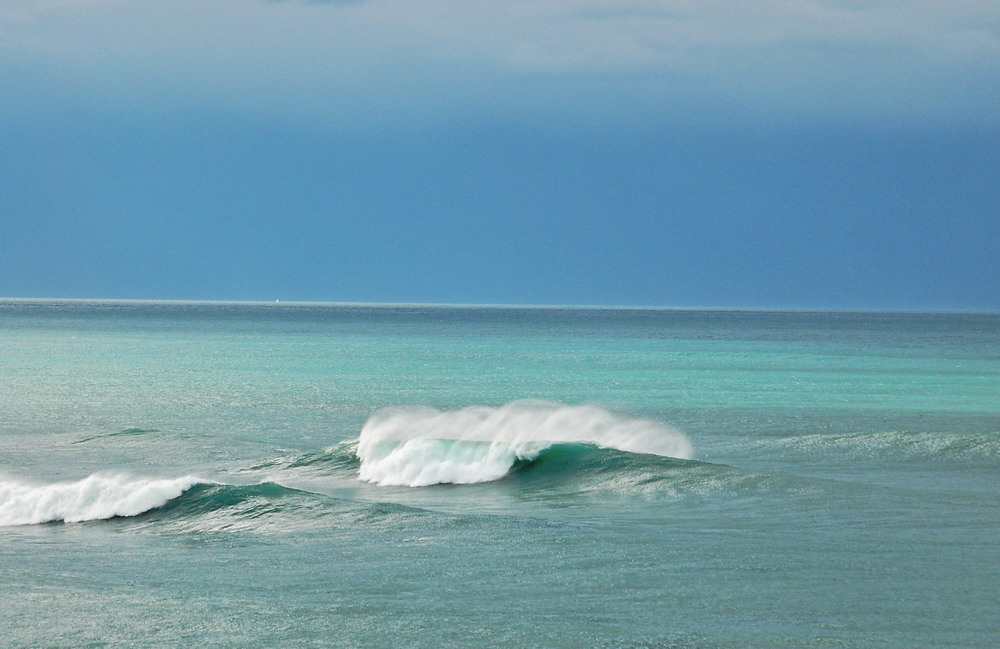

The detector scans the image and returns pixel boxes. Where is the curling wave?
[0,472,430,531]
[0,473,207,526]
[356,401,693,487]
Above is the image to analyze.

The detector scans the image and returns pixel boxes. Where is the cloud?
[1,0,997,129]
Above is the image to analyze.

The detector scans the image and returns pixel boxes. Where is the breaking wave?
[0,472,428,531]
[355,401,693,487]
[0,473,206,526]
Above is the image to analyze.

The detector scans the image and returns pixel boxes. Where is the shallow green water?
[2,301,998,648]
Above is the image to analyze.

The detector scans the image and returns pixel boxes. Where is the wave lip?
[0,473,206,526]
[356,401,693,487]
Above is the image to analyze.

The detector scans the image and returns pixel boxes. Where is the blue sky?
[2,0,998,308]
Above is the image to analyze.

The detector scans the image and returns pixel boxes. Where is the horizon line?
[1,296,997,315]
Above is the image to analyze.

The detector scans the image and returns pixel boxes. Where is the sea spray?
[0,473,207,526]
[356,401,693,486]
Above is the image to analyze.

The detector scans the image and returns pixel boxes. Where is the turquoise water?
[2,300,998,648]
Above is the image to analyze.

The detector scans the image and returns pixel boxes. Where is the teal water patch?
[3,302,999,649]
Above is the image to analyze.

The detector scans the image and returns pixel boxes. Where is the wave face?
[126,481,383,533]
[247,442,361,474]
[0,473,205,526]
[356,401,693,487]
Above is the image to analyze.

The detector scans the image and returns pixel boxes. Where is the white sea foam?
[0,473,206,526]
[356,400,693,487]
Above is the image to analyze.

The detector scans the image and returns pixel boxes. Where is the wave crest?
[0,473,206,526]
[356,401,693,487]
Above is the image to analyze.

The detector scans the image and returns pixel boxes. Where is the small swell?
[136,482,431,533]
[129,481,335,531]
[247,442,360,474]
[771,430,1000,463]
[72,428,160,444]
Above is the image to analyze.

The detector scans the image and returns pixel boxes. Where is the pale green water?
[1,300,998,648]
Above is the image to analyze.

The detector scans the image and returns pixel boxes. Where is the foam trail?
[356,400,693,487]
[0,473,207,526]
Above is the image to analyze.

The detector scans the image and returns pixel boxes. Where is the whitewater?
[356,401,693,486]
[0,473,205,526]
[0,401,694,524]
[1,300,997,649]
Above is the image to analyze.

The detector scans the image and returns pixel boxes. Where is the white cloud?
[1,0,997,129]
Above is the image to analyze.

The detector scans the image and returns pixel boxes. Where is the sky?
[1,0,998,309]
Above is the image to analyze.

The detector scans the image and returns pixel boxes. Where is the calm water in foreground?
[1,300,998,649]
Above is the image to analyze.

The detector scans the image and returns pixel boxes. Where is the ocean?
[1,300,997,649]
